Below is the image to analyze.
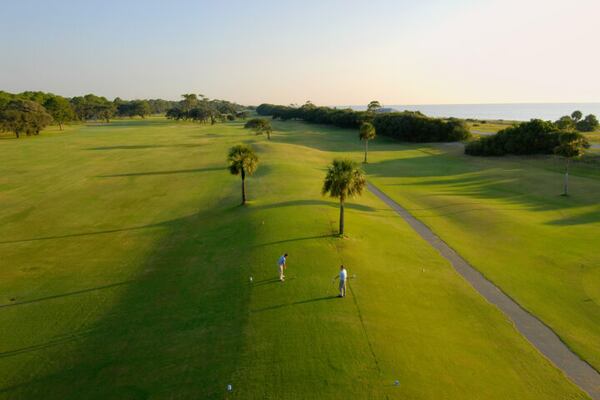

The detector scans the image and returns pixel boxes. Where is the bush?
[372,114,470,142]
[244,118,270,129]
[0,99,53,138]
[256,103,470,142]
[465,119,568,156]
[576,114,599,132]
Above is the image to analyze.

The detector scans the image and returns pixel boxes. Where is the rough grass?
[467,120,517,135]
[0,119,588,399]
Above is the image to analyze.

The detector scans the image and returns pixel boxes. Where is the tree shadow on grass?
[85,120,174,129]
[270,120,413,153]
[96,167,224,178]
[0,204,260,398]
[85,143,204,150]
[367,154,600,223]
[252,199,376,212]
[365,153,478,179]
[252,234,335,248]
[0,281,134,309]
[545,207,600,226]
[0,329,98,359]
[0,221,171,245]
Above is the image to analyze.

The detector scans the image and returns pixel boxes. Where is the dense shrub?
[464,119,583,156]
[0,99,53,138]
[555,111,599,132]
[373,114,469,142]
[244,118,270,129]
[257,103,470,142]
[576,114,599,132]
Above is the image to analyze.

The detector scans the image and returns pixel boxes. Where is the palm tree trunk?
[241,168,246,205]
[364,140,368,163]
[563,158,570,196]
[339,198,345,235]
[59,122,63,131]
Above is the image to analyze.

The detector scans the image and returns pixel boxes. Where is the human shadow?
[96,167,224,178]
[250,278,281,287]
[251,296,338,313]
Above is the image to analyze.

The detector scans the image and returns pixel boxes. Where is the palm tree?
[322,159,366,235]
[553,132,589,196]
[359,122,376,163]
[227,144,259,205]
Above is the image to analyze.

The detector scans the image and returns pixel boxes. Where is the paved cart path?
[368,182,600,400]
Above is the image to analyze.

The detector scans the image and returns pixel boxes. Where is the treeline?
[555,110,599,132]
[465,119,590,156]
[165,94,248,124]
[0,90,246,138]
[256,102,470,142]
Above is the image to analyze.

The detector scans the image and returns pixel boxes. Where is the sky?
[1,0,599,106]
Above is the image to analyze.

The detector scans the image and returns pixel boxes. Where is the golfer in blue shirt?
[278,253,288,281]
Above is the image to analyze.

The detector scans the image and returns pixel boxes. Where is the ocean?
[346,103,600,122]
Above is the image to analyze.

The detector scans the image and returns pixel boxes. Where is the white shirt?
[339,269,347,282]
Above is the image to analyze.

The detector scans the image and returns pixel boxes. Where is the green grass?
[0,119,589,399]
[466,120,516,135]
[464,120,600,143]
[585,130,600,143]
[357,134,600,372]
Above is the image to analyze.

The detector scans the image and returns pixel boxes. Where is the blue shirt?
[278,255,286,266]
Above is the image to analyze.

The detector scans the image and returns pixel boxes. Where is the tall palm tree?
[553,132,589,196]
[322,159,366,235]
[359,122,376,163]
[227,144,259,205]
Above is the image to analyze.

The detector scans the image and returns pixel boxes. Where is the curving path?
[367,182,600,400]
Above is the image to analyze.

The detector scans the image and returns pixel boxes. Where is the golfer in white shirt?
[334,265,348,297]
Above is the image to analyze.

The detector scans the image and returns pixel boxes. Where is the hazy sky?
[1,0,599,105]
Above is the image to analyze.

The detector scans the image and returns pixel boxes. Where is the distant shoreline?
[344,103,600,122]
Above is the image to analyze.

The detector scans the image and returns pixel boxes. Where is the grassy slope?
[466,120,516,134]
[0,119,587,399]
[351,131,600,371]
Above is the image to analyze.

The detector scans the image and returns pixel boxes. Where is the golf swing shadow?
[250,277,281,287]
[251,296,338,313]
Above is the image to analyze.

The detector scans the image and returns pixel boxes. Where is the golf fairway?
[0,119,590,399]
